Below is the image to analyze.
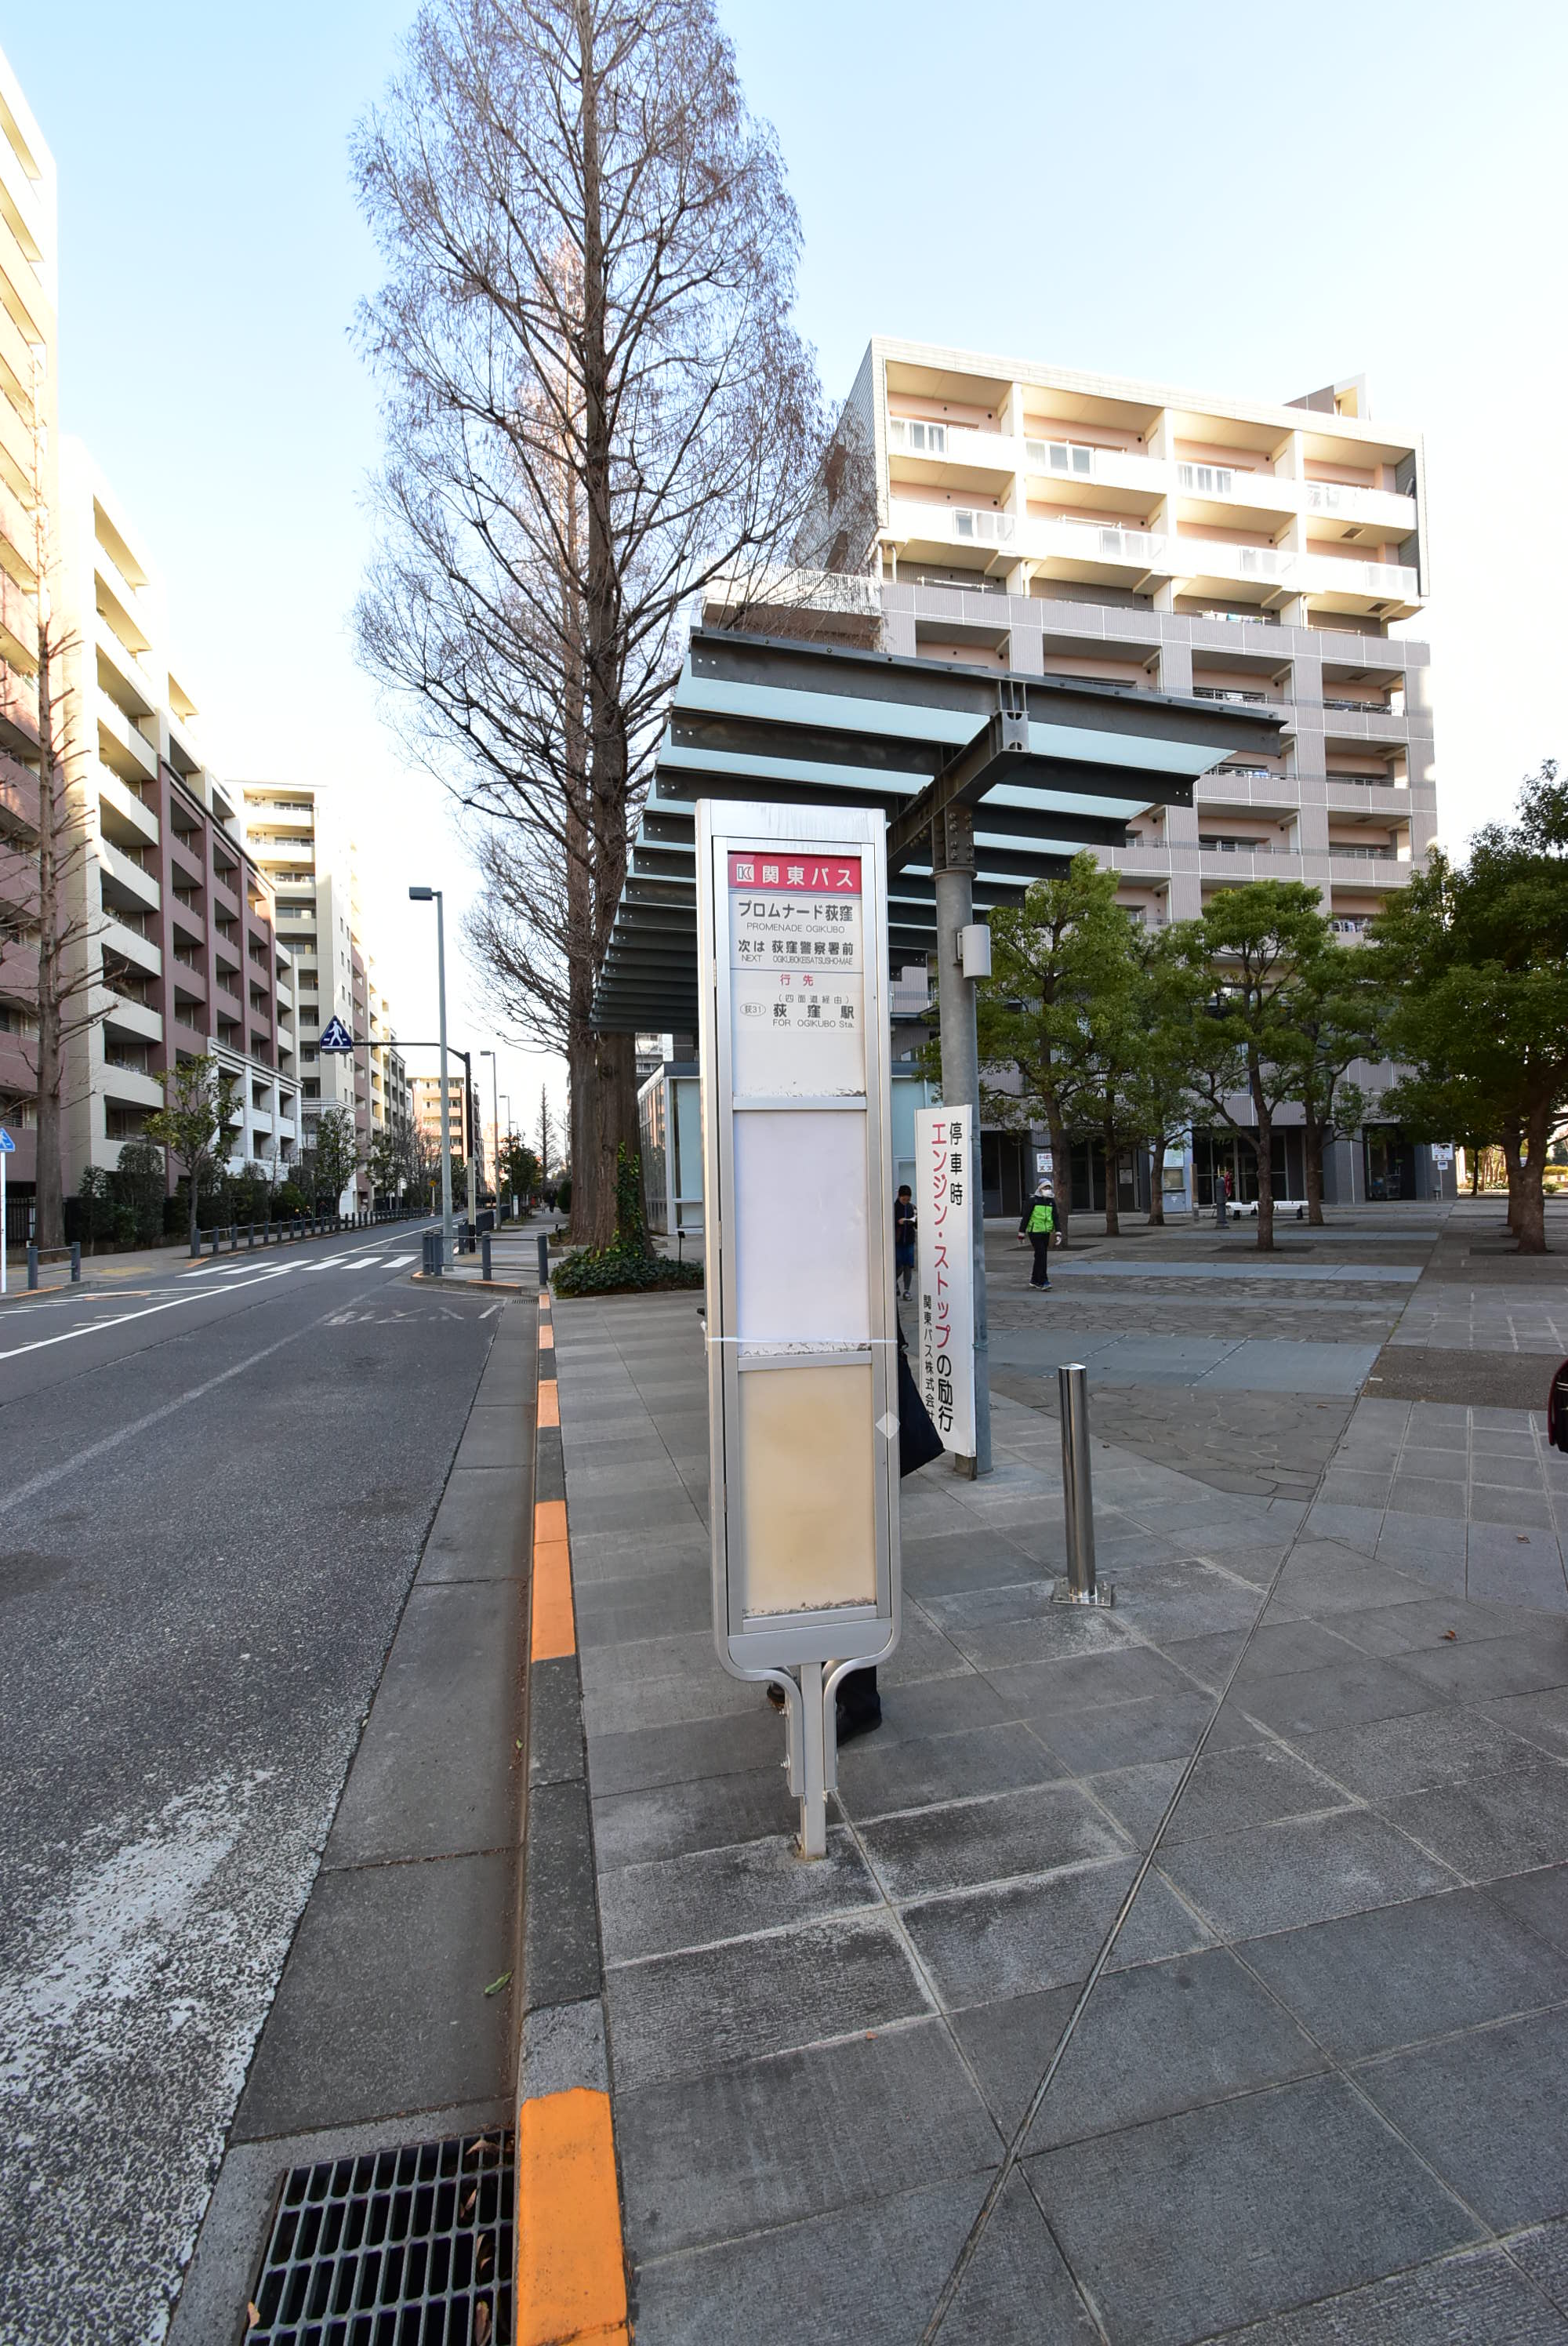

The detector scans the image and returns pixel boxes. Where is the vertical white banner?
[915,1105,975,1457]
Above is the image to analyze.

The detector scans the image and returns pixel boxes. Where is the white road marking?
[0,1270,431,1516]
[0,1296,198,1363]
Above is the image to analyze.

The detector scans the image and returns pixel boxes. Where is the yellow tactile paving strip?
[519,1287,630,2346]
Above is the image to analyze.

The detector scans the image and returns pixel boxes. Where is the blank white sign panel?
[732,1111,870,1350]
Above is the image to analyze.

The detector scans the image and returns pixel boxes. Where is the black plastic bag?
[896,1323,945,1476]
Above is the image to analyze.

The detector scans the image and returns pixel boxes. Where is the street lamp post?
[408,886,453,1269]
[481,1048,501,1222]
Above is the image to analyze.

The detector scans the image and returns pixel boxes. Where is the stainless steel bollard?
[70,1241,81,1282]
[27,1243,38,1290]
[481,1232,492,1281]
[1053,1364,1114,1607]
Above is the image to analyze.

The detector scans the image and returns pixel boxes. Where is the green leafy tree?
[75,1165,118,1252]
[1280,947,1383,1226]
[1118,927,1206,1229]
[367,1128,402,1214]
[1370,764,1568,1254]
[554,1143,700,1295]
[113,1135,166,1247]
[1172,881,1335,1253]
[145,1054,241,1255]
[977,855,1138,1242]
[303,1106,360,1212]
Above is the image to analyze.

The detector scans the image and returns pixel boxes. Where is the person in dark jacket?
[1018,1182,1056,1290]
[893,1182,916,1298]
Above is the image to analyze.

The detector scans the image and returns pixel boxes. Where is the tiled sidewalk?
[555,1293,1568,2345]
[1391,1291,1568,1355]
[1313,1399,1568,1610]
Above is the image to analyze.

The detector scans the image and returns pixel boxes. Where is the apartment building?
[56,443,296,1185]
[0,53,56,1238]
[412,1070,481,1173]
[242,781,407,1205]
[384,1038,412,1162]
[784,336,1443,1210]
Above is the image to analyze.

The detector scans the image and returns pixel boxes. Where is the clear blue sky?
[6,2,1563,1115]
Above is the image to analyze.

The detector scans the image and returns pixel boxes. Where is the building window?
[1178,463,1235,496]
[1027,438,1094,478]
[887,416,946,456]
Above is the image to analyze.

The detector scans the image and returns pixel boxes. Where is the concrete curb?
[513,1287,632,2344]
[411,1270,529,1295]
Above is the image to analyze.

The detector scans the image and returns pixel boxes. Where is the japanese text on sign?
[728,852,865,1095]
[915,1104,975,1456]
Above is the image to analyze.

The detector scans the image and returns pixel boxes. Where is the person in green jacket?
[1018,1182,1056,1291]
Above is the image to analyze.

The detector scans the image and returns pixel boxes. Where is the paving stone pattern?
[553,1281,1568,2346]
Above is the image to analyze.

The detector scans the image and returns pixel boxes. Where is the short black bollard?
[537,1233,549,1288]
[230,1224,239,1253]
[211,1227,221,1256]
[70,1241,81,1283]
[481,1232,492,1281]
[27,1243,38,1290]
[248,1222,256,1250]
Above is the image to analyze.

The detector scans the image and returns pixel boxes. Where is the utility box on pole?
[696,801,902,1858]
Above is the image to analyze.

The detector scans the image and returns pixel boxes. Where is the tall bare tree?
[0,357,111,1249]
[353,0,825,1243]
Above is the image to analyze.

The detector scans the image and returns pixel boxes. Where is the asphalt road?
[0,1229,504,2344]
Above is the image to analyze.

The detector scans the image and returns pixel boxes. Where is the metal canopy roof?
[592,630,1284,1031]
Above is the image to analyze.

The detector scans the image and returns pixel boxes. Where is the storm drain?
[246,2129,514,2344]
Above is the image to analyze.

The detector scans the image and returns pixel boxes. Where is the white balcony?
[887,416,1015,472]
[97,989,163,1045]
[1297,548,1419,605]
[98,1057,164,1109]
[97,770,159,853]
[1303,478,1417,532]
[98,836,160,917]
[100,914,161,979]
[885,497,1420,612]
[1025,439,1165,504]
[96,695,158,786]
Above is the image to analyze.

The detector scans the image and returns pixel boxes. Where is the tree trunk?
[1102,1120,1120,1237]
[580,1032,638,1248]
[573,4,639,1263]
[1247,1045,1274,1251]
[1304,1118,1325,1226]
[1254,1115,1275,1251]
[1146,1138,1164,1226]
[187,1176,198,1256]
[1509,1114,1550,1255]
[1047,1104,1069,1246]
[1501,1131,1525,1234]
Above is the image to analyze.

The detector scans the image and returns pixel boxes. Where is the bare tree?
[353,0,825,1244]
[537,1084,557,1184]
[0,359,114,1248]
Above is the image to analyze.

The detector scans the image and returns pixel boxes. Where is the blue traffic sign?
[318,1017,356,1052]
[0,1128,14,1153]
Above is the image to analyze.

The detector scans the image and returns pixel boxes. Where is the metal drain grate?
[246,2128,514,2345]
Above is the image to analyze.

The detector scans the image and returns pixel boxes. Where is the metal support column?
[796,1661,829,1860]
[1053,1364,1114,1607]
[931,804,993,1479]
